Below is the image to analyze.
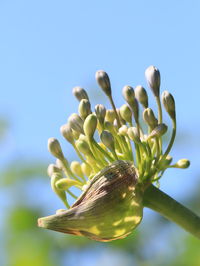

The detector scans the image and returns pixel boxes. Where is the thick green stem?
[41,172,200,240]
[143,185,200,239]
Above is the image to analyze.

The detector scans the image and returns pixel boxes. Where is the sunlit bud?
[56,209,66,214]
[127,127,141,143]
[135,85,148,108]
[48,138,64,160]
[95,70,111,96]
[95,104,106,125]
[68,113,84,134]
[148,123,168,139]
[143,108,158,128]
[56,178,81,190]
[50,173,68,207]
[70,161,84,178]
[83,114,97,139]
[122,85,135,105]
[78,99,91,120]
[72,86,89,102]
[105,109,115,123]
[81,162,92,177]
[60,124,74,144]
[47,164,62,177]
[76,139,92,156]
[100,130,115,151]
[175,159,190,169]
[145,65,160,97]
[162,91,176,119]
[118,125,128,136]
[119,104,132,124]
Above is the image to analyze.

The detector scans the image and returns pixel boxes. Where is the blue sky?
[1,0,200,201]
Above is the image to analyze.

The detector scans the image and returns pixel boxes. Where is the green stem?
[143,185,200,239]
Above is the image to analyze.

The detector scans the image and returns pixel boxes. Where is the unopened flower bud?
[119,104,132,124]
[95,70,111,96]
[48,138,64,160]
[81,162,92,177]
[162,91,176,119]
[105,109,115,123]
[175,159,190,169]
[148,123,168,139]
[100,130,115,152]
[47,164,62,177]
[122,85,135,105]
[95,104,106,126]
[118,125,128,136]
[127,127,141,143]
[83,114,97,139]
[38,160,143,241]
[76,139,92,156]
[70,161,84,178]
[68,113,84,134]
[145,65,160,97]
[56,178,81,190]
[72,86,89,101]
[78,99,91,120]
[60,124,74,144]
[135,85,148,108]
[143,108,158,128]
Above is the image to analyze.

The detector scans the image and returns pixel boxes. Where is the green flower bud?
[72,86,89,101]
[56,178,81,190]
[119,104,132,124]
[148,123,168,139]
[81,162,92,177]
[118,125,128,136]
[143,108,158,128]
[95,70,111,96]
[68,113,84,134]
[60,124,74,144]
[105,109,115,123]
[135,85,148,108]
[95,104,106,126]
[122,85,135,105]
[48,138,64,160]
[100,130,115,152]
[175,159,190,169]
[38,160,143,241]
[47,164,62,177]
[78,99,91,120]
[76,139,92,156]
[70,161,84,178]
[83,114,97,139]
[127,127,141,143]
[162,91,176,120]
[145,65,160,97]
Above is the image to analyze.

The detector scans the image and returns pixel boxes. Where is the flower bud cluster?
[43,66,189,241]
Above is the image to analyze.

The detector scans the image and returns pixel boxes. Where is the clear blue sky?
[1,1,200,199]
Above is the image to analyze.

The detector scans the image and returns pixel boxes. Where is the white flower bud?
[145,65,160,97]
